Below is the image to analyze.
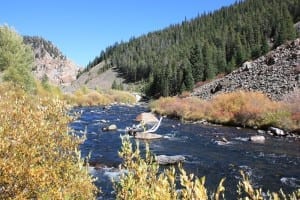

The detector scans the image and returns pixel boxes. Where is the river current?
[69,104,300,199]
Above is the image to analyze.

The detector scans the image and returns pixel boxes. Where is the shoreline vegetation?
[0,83,98,199]
[150,90,300,135]
[115,135,300,199]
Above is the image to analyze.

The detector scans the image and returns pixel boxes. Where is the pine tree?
[182,59,194,91]
[189,44,203,82]
[202,42,215,80]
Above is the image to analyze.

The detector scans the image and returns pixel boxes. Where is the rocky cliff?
[23,36,79,86]
[192,38,300,100]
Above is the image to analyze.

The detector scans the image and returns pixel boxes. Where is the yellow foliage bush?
[0,83,98,199]
[107,89,136,104]
[67,87,136,106]
[115,136,300,200]
[35,79,64,99]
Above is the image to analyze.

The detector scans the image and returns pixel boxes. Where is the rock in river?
[102,124,118,131]
[156,155,185,165]
[250,135,265,143]
[268,127,286,136]
[134,132,163,140]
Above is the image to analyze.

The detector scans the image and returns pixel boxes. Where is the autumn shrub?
[35,79,64,99]
[282,88,300,130]
[115,136,300,200]
[107,89,136,104]
[209,91,284,127]
[0,83,98,199]
[68,87,135,106]
[151,91,298,130]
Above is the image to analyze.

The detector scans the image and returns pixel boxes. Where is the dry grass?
[151,90,299,131]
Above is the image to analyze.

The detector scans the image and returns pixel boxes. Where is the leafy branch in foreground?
[115,135,300,200]
[0,83,98,199]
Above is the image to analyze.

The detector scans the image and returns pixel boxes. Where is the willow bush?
[115,136,300,200]
[0,83,98,199]
[151,91,298,131]
[66,86,136,106]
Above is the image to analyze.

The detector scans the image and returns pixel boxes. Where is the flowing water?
[69,105,300,199]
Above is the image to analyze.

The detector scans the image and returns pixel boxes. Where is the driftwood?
[156,155,185,165]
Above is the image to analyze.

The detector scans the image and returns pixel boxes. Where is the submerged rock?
[156,155,185,165]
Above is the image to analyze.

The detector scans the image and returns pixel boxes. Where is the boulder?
[136,112,159,124]
[156,155,185,165]
[268,127,286,136]
[250,135,265,143]
[257,130,265,134]
[134,132,163,140]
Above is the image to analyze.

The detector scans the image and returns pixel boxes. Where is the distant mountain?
[82,0,299,97]
[192,38,300,101]
[23,36,79,86]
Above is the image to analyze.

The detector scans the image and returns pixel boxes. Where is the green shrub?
[0,25,36,92]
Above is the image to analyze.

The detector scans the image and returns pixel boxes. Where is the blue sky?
[0,0,237,66]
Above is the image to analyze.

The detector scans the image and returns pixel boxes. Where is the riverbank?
[70,104,300,199]
[150,90,300,135]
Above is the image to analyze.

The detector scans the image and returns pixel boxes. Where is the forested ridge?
[86,0,300,97]
[23,36,66,60]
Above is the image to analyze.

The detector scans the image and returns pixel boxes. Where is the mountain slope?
[82,0,299,97]
[64,61,125,92]
[192,38,300,100]
[23,36,79,86]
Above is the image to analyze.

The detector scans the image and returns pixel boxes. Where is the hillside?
[23,36,79,86]
[192,38,300,100]
[82,0,300,97]
[63,61,126,93]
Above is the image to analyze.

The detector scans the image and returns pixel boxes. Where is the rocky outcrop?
[23,36,79,86]
[192,38,300,101]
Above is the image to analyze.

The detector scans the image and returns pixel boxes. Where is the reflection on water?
[69,105,300,199]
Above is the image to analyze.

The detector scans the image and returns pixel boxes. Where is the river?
[69,104,300,199]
